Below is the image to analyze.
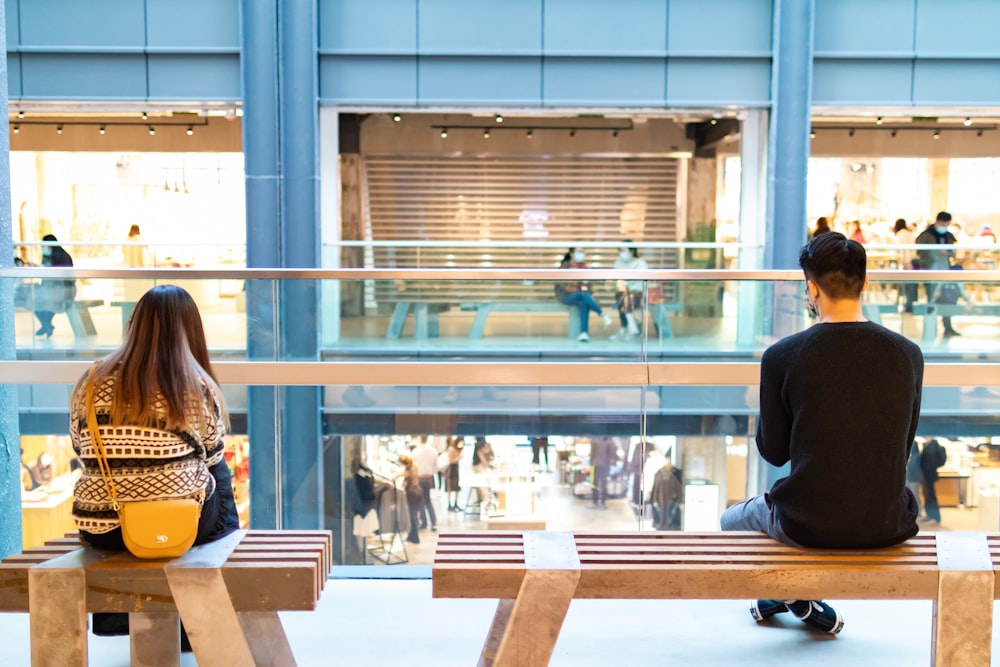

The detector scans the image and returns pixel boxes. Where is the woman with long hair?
[69,285,239,638]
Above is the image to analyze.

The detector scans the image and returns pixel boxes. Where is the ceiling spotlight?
[440,128,448,139]
[142,111,148,121]
[891,129,898,138]
[56,125,63,134]
[710,118,718,126]
[964,117,973,126]
[483,129,490,139]
[392,113,401,123]
[495,114,503,124]
[569,129,576,138]
[977,129,984,137]
[810,130,816,139]
[612,129,619,138]
[848,128,855,137]
[148,125,156,136]
[933,130,940,140]
[526,129,533,139]
[186,126,194,136]
[12,124,19,134]
[17,111,24,119]
[235,108,244,117]
[876,116,884,125]
[99,125,106,135]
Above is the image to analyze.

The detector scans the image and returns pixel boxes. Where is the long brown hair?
[79,285,225,431]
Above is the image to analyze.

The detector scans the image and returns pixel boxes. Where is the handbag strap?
[85,365,120,512]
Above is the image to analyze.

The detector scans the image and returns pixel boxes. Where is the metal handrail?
[2,267,998,281]
[1,360,997,387]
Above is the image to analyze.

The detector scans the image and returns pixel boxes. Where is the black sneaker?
[786,600,844,635]
[750,599,789,621]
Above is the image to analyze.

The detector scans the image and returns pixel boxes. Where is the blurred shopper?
[893,218,918,313]
[397,455,422,544]
[122,223,149,267]
[445,437,463,512]
[919,440,947,525]
[811,216,832,239]
[916,211,958,305]
[531,436,550,470]
[33,234,75,338]
[611,241,649,342]
[555,247,613,343]
[849,220,866,244]
[410,437,438,531]
[931,264,971,338]
[721,232,923,636]
[587,437,617,509]
[906,442,922,520]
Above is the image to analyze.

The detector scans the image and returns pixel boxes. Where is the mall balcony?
[3,260,1000,665]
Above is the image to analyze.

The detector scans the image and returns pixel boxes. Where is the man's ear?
[861,277,870,293]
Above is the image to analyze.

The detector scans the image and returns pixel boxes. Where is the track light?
[99,125,106,135]
[392,113,401,123]
[483,129,490,139]
[526,129,533,139]
[56,125,63,134]
[933,130,940,140]
[569,130,576,138]
[17,111,24,119]
[235,108,244,117]
[848,128,855,137]
[186,126,194,136]
[891,129,898,138]
[495,114,503,123]
[148,126,156,136]
[12,124,19,134]
[977,129,984,137]
[440,128,448,139]
[810,130,816,139]
[876,116,883,125]
[710,118,718,126]
[964,117,973,127]
[142,111,148,121]
[612,129,619,138]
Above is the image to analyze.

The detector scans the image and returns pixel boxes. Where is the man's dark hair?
[936,211,952,223]
[798,231,867,299]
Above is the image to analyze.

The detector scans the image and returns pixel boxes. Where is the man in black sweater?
[721,232,924,635]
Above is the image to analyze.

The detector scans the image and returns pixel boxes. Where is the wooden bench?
[382,280,680,341]
[0,529,332,666]
[433,530,994,667]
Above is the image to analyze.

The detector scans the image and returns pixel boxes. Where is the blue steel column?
[242,0,281,529]
[0,0,19,558]
[766,0,814,270]
[277,0,324,530]
[763,0,815,488]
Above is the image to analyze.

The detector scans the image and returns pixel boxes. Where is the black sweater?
[758,321,923,548]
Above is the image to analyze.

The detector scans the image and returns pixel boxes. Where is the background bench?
[433,530,994,667]
[381,279,680,340]
[0,529,332,666]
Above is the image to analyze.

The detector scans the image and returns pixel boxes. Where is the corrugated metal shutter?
[361,155,682,307]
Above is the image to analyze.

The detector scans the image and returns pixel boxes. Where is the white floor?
[3,580,998,666]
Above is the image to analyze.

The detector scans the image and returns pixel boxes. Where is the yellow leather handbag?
[85,370,202,559]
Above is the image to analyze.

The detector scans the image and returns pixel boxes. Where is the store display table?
[434,530,995,667]
[0,528,331,666]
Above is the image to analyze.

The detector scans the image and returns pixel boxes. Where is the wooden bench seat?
[0,529,332,666]
[381,279,680,340]
[433,530,994,667]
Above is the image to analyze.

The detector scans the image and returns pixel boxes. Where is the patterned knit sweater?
[70,374,226,534]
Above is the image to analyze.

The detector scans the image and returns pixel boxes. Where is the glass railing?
[3,267,1000,359]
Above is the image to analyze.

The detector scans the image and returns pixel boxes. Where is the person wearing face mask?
[611,243,649,341]
[555,247,613,342]
[33,233,76,338]
[915,211,959,336]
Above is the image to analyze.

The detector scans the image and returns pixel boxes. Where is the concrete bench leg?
[238,611,297,667]
[29,567,87,666]
[164,567,256,667]
[491,532,581,667]
[923,313,937,343]
[415,303,429,340]
[129,612,180,667]
[386,303,410,339]
[932,532,993,667]
[469,305,492,339]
